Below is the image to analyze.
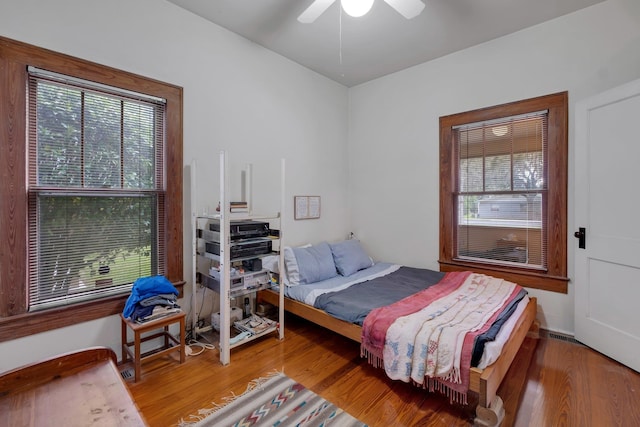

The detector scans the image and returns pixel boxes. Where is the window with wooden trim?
[27,68,166,311]
[0,36,183,341]
[439,92,569,293]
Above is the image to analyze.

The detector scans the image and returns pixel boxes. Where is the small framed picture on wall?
[294,196,321,220]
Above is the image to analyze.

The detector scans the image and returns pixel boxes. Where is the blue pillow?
[330,240,374,276]
[285,242,337,285]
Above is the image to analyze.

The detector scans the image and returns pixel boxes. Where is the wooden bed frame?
[259,289,537,427]
[0,347,146,426]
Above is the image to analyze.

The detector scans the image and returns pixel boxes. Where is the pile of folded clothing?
[123,275,181,323]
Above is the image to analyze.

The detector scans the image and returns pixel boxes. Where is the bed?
[258,240,538,427]
[0,347,146,426]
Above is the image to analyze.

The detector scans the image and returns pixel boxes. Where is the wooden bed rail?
[471,296,538,408]
[260,289,362,342]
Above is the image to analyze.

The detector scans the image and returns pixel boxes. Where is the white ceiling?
[166,0,604,87]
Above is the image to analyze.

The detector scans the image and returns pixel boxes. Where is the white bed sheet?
[476,295,530,369]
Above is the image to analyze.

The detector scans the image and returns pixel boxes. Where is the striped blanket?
[179,372,367,426]
[361,272,523,403]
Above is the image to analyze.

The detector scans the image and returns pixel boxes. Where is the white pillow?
[261,255,280,274]
[274,244,311,286]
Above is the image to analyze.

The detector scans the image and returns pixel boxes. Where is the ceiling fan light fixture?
[341,0,375,17]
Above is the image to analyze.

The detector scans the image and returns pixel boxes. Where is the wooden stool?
[120,311,186,382]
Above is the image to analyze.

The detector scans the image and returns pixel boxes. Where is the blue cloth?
[123,275,178,318]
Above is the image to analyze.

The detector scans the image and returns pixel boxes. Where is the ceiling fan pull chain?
[339,6,344,76]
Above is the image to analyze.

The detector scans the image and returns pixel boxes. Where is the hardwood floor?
[125,314,640,426]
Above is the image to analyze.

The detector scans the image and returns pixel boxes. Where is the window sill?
[459,218,542,229]
[439,260,568,293]
[0,281,184,343]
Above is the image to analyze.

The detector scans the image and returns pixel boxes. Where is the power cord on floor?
[183,320,216,357]
[186,338,216,356]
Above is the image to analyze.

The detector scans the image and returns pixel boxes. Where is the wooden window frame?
[439,92,569,293]
[0,36,184,342]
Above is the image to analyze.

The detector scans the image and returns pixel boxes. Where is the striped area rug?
[178,372,367,427]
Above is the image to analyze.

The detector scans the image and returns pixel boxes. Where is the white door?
[574,78,640,373]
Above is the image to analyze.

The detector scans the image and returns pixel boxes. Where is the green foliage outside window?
[31,79,162,307]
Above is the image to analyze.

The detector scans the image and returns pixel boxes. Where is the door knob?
[574,227,586,249]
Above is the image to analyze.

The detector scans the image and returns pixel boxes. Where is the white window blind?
[455,111,548,269]
[27,67,166,311]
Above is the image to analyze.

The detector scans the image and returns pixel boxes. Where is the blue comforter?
[314,266,445,325]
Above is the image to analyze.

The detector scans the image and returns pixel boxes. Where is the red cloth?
[435,285,523,402]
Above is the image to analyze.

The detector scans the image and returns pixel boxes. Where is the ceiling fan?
[298,0,425,23]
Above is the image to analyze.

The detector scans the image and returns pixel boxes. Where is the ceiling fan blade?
[383,0,425,19]
[298,0,337,23]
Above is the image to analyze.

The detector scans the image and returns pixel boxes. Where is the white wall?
[348,0,640,334]
[0,0,349,372]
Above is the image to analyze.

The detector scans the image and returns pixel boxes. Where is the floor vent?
[120,368,134,380]
[541,329,584,346]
